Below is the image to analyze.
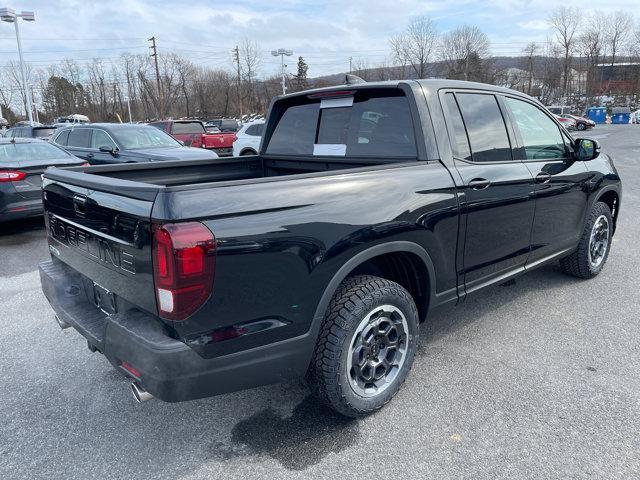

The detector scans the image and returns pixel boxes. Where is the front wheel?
[307,275,419,417]
[577,122,586,131]
[560,201,613,278]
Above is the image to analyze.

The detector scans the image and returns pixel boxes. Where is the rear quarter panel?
[153,162,459,357]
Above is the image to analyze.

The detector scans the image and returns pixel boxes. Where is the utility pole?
[148,36,163,119]
[30,85,38,123]
[233,46,243,117]
[349,56,352,74]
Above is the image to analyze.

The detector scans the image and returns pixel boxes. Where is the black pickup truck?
[39,80,621,417]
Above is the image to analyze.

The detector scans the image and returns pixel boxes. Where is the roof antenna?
[345,74,366,85]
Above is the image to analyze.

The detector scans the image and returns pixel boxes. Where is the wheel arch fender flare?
[311,241,437,324]
[593,185,621,228]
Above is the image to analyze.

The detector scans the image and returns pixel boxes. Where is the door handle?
[535,172,552,184]
[86,153,94,159]
[468,178,491,190]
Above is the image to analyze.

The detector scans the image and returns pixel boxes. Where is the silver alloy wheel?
[589,214,610,268]
[346,304,409,398]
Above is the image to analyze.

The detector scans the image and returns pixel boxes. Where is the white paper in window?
[313,144,346,156]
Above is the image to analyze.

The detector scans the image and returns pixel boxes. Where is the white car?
[232,120,264,156]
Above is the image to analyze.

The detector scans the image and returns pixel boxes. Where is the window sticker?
[313,143,346,156]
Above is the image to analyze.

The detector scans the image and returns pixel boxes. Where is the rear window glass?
[67,128,91,148]
[33,128,56,138]
[455,93,512,162]
[220,120,239,132]
[0,142,69,162]
[245,124,264,136]
[266,91,417,158]
[172,122,205,134]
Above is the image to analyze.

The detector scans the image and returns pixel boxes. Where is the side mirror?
[574,138,600,161]
[99,145,117,155]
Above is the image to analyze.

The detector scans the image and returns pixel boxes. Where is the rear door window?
[442,93,471,160]
[455,93,512,163]
[172,122,205,134]
[266,91,417,158]
[67,128,91,148]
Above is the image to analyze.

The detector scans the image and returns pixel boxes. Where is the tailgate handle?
[73,194,88,216]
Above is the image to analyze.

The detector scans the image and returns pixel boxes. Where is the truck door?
[442,91,536,293]
[501,96,591,266]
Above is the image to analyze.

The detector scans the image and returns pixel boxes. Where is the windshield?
[111,126,180,150]
[0,141,70,162]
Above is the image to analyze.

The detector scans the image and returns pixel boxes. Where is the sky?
[0,0,637,79]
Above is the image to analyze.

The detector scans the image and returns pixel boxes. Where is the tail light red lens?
[0,170,27,183]
[152,222,216,321]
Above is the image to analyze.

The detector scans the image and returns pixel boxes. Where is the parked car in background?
[51,123,218,164]
[55,114,90,124]
[560,114,595,131]
[547,105,572,115]
[5,124,60,141]
[0,138,85,221]
[149,119,235,157]
[632,110,640,124]
[205,118,240,132]
[554,114,577,131]
[232,120,264,156]
[39,80,620,417]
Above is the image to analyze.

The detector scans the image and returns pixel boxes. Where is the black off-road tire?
[307,275,419,417]
[560,201,613,278]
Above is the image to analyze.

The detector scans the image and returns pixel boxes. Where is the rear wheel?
[307,275,419,417]
[560,201,612,278]
[241,149,257,156]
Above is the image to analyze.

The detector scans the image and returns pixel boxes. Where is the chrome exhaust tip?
[55,314,71,330]
[131,382,154,403]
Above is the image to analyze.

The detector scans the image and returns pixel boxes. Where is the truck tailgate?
[42,177,157,315]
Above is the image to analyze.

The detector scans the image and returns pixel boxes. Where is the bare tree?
[439,25,491,81]
[548,6,582,98]
[239,38,261,113]
[389,16,438,79]
[605,11,634,66]
[521,42,539,95]
[579,12,607,97]
[6,60,34,117]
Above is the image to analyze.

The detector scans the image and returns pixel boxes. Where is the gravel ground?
[0,125,638,479]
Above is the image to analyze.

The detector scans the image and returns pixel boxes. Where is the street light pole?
[271,48,293,95]
[1,8,35,125]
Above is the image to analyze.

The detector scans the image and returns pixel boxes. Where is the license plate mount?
[93,282,117,315]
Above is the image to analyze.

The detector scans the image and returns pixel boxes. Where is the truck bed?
[44,155,394,200]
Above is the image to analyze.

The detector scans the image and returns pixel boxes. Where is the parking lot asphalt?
[1,125,638,480]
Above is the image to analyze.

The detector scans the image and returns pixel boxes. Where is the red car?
[560,114,596,131]
[148,120,235,156]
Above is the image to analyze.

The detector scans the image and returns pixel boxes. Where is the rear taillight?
[152,222,216,321]
[0,170,26,183]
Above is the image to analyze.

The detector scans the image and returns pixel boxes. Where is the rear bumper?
[39,259,314,402]
[211,147,233,156]
[0,196,43,221]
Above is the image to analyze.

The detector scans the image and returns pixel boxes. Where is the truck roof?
[284,78,535,101]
